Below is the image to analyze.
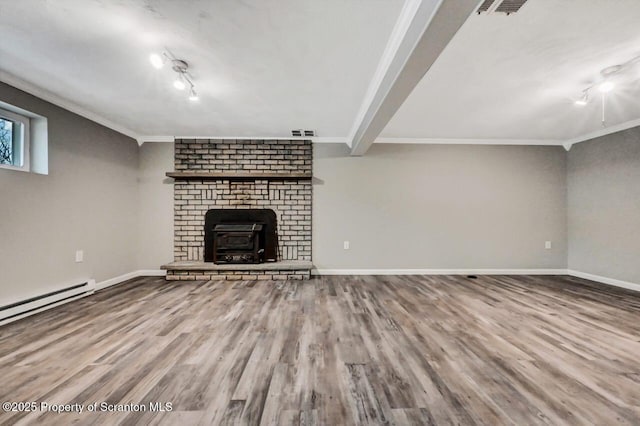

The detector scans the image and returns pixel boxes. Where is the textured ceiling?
[0,0,404,138]
[2,0,639,144]
[382,0,640,142]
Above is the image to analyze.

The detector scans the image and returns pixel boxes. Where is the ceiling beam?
[349,0,480,156]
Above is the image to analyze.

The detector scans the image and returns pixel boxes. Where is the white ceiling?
[0,0,403,138]
[2,0,640,145]
[382,0,640,142]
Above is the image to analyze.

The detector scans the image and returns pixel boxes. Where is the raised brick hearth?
[164,139,313,280]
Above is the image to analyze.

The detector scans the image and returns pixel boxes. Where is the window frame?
[0,107,30,172]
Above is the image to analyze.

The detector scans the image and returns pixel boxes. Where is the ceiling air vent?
[477,0,496,13]
[495,0,528,14]
[291,129,315,137]
[477,0,528,15]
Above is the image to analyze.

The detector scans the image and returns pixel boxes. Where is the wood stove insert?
[213,224,263,264]
[204,209,278,264]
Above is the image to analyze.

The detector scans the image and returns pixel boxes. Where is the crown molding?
[136,135,175,146]
[564,117,640,146]
[0,71,140,140]
[138,136,349,145]
[311,137,350,144]
[375,137,563,146]
[375,119,640,148]
[138,132,640,148]
[4,69,638,150]
[173,136,349,144]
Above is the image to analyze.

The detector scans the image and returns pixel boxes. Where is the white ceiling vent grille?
[477,0,528,15]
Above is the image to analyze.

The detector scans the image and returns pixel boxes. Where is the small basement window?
[0,107,30,171]
[0,101,48,175]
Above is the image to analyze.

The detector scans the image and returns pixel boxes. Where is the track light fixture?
[574,91,588,106]
[173,79,186,91]
[598,81,614,93]
[150,50,198,101]
[173,73,186,91]
[573,54,640,126]
[188,87,199,101]
[149,53,165,69]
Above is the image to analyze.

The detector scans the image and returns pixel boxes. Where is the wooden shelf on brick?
[166,171,312,181]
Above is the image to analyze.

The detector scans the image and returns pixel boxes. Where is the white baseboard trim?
[95,271,140,291]
[567,270,640,293]
[95,269,166,291]
[312,268,640,293]
[312,268,567,276]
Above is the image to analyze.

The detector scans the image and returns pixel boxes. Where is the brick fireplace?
[162,139,313,280]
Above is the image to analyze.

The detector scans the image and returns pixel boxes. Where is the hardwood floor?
[1,275,640,425]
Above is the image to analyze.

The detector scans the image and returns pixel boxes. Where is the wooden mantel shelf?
[166,171,312,181]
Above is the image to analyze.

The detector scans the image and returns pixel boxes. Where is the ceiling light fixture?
[171,59,189,91]
[573,54,640,126]
[188,87,199,101]
[574,92,588,106]
[149,53,165,69]
[173,75,186,91]
[149,49,199,101]
[598,81,614,93]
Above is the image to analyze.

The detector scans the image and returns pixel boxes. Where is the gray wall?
[314,143,568,270]
[0,82,139,305]
[6,79,634,296]
[134,137,640,281]
[137,142,174,270]
[568,128,640,284]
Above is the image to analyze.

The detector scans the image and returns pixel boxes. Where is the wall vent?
[291,129,315,137]
[477,0,528,15]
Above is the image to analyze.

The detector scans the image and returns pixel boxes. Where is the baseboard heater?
[0,281,94,325]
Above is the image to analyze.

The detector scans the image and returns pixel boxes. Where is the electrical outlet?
[343,241,350,250]
[75,250,84,263]
[545,241,552,250]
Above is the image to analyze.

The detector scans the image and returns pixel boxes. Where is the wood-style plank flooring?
[1,275,640,425]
